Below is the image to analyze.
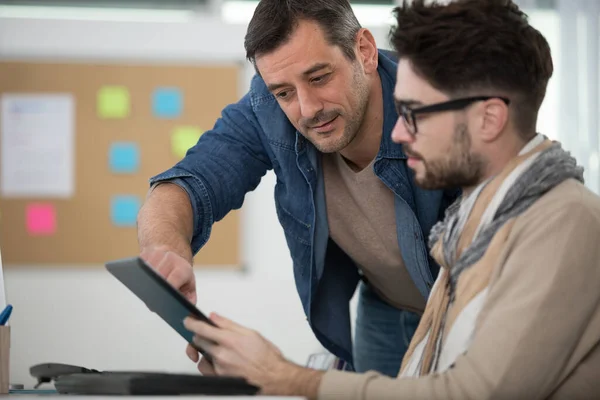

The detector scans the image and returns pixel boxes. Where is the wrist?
[264,360,323,400]
[141,243,193,266]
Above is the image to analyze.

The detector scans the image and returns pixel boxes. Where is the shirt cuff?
[148,171,213,254]
[149,178,189,196]
[318,370,380,400]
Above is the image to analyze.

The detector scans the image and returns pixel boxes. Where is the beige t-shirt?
[322,152,425,313]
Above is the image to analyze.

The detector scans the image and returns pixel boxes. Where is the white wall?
[0,13,391,387]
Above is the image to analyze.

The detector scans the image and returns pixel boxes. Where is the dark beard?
[414,124,487,190]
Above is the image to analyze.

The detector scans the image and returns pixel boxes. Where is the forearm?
[137,183,194,263]
[263,362,324,400]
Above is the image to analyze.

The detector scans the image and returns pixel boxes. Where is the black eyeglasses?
[397,96,510,135]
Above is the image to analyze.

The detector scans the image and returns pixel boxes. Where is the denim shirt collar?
[376,51,407,161]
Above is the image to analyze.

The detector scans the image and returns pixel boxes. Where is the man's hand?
[183,313,286,384]
[183,313,324,398]
[140,246,197,304]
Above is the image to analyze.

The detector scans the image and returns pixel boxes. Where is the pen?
[0,304,13,326]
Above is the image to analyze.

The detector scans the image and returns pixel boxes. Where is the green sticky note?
[171,126,203,159]
[97,86,130,119]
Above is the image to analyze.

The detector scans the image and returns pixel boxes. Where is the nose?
[297,88,324,119]
[391,117,414,144]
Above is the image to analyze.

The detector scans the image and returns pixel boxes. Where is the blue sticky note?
[153,87,182,118]
[109,142,140,174]
[111,195,141,227]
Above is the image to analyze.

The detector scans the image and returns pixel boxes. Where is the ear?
[356,28,378,74]
[478,98,509,143]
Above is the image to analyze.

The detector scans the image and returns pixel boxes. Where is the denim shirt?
[149,50,458,367]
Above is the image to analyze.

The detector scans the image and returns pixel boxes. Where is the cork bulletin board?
[0,60,242,268]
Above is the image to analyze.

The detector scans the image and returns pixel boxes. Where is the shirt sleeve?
[149,92,272,254]
[318,185,600,400]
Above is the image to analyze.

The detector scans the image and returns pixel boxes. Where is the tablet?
[105,256,215,364]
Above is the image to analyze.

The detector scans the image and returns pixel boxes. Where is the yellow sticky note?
[171,126,203,159]
[97,86,130,119]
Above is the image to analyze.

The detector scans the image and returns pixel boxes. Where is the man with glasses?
[182,0,600,398]
[137,0,457,378]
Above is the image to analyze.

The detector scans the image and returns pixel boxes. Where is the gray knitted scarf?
[429,138,585,300]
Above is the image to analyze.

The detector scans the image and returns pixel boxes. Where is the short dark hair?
[244,0,362,66]
[389,0,553,137]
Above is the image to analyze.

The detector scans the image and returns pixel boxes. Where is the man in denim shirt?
[137,0,456,376]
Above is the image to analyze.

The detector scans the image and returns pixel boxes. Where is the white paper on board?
[1,93,75,198]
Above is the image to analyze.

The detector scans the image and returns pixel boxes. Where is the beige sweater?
[318,179,600,400]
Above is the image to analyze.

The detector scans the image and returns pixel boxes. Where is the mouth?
[407,156,422,168]
[404,146,421,160]
[404,148,422,167]
[311,116,339,133]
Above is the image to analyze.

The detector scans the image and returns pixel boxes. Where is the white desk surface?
[7,396,306,399]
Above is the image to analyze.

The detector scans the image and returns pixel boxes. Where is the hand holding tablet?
[105,256,215,364]
[139,247,197,305]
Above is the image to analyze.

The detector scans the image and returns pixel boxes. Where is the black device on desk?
[30,363,259,395]
[105,256,215,364]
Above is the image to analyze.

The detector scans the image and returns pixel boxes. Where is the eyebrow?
[302,62,331,76]
[394,98,424,110]
[395,98,424,106]
[266,63,332,93]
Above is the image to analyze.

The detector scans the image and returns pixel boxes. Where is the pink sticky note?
[26,203,57,236]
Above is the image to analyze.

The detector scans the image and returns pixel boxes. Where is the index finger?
[183,317,226,344]
[164,265,190,291]
[211,313,253,335]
